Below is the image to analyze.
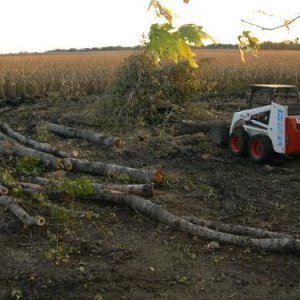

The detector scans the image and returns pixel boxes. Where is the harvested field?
[0,50,300,99]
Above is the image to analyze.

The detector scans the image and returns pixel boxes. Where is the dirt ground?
[0,97,299,300]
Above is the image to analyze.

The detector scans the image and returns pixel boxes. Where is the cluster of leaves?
[54,176,95,197]
[0,168,15,186]
[147,0,212,67]
[15,156,44,175]
[148,23,212,67]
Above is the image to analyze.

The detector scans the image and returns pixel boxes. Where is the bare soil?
[0,97,299,300]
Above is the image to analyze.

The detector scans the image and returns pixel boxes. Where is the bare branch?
[241,14,300,31]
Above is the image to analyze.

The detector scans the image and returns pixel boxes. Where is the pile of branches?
[0,121,299,253]
[112,53,201,125]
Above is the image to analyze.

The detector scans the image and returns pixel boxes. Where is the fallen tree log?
[43,121,124,148]
[0,138,164,183]
[33,177,155,197]
[173,120,229,136]
[0,195,45,226]
[0,139,72,170]
[183,216,291,239]
[92,190,300,252]
[16,182,45,192]
[93,183,154,197]
[0,122,77,158]
[69,158,165,184]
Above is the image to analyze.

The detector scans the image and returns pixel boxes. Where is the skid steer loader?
[211,84,300,163]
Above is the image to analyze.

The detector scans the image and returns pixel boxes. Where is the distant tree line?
[45,45,144,53]
[44,40,300,53]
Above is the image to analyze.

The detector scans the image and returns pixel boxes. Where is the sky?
[0,0,299,54]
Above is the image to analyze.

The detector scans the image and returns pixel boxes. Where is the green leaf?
[179,24,213,47]
[148,23,212,67]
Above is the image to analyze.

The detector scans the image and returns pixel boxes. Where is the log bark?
[43,121,124,148]
[16,182,45,192]
[0,139,71,170]
[32,177,154,197]
[0,195,45,226]
[173,120,229,136]
[0,138,164,184]
[183,216,291,239]
[69,158,165,184]
[0,122,77,158]
[93,183,154,197]
[92,190,300,252]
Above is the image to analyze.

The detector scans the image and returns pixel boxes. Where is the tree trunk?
[0,122,77,158]
[92,190,300,252]
[0,195,45,226]
[173,120,229,136]
[43,121,124,148]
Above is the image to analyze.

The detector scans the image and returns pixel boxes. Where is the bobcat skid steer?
[214,84,300,163]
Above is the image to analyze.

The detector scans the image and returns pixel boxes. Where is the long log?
[0,136,164,184]
[93,190,300,252]
[0,195,45,226]
[183,216,291,239]
[16,182,45,192]
[93,183,154,197]
[69,158,165,184]
[0,122,77,158]
[33,177,155,197]
[43,121,124,148]
[173,120,229,136]
[0,139,71,170]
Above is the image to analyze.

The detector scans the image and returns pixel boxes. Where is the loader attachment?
[208,125,229,147]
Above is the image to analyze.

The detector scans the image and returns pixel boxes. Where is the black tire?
[229,128,249,156]
[248,134,273,163]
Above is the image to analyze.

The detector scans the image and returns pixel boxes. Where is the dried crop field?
[0,51,132,99]
[195,49,300,94]
[0,49,300,99]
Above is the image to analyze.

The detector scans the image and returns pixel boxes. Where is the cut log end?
[154,170,165,185]
[63,159,73,171]
[72,150,79,158]
[113,139,125,148]
[143,183,155,197]
[0,186,9,195]
[35,216,46,226]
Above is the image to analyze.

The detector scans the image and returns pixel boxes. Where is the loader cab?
[247,84,300,111]
[228,84,300,163]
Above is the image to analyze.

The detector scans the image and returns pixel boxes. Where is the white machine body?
[230,102,287,154]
